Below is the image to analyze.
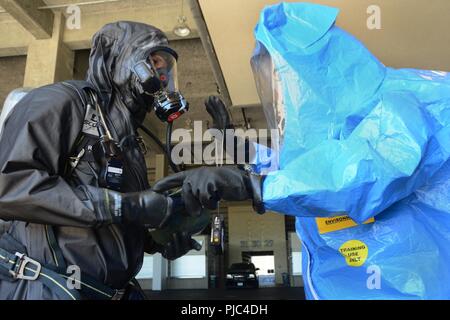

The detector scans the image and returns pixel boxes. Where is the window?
[136,255,153,279]
[170,255,206,278]
[291,252,302,275]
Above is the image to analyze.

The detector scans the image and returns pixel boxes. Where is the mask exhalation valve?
[154,91,189,123]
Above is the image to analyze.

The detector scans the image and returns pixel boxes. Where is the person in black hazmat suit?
[0,21,263,300]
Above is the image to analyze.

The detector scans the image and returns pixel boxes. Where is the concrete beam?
[23,12,74,87]
[0,19,32,56]
[189,0,231,106]
[0,0,53,39]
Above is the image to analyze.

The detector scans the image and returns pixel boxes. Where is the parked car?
[226,262,259,289]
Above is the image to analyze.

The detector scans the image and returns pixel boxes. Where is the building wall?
[73,50,90,81]
[0,55,26,109]
[227,205,288,285]
[288,232,304,287]
[170,38,220,130]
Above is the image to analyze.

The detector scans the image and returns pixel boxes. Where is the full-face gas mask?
[132,46,189,123]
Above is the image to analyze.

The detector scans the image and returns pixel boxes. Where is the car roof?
[229,262,255,269]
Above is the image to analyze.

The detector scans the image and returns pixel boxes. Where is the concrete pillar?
[152,253,168,291]
[154,154,168,180]
[152,153,168,291]
[23,12,74,87]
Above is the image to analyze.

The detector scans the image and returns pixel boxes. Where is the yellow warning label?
[316,215,374,234]
[339,240,369,267]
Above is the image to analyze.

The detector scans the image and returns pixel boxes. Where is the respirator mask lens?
[132,49,179,101]
[150,50,178,91]
[132,48,188,122]
[150,50,188,123]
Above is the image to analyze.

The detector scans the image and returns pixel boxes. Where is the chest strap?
[0,245,123,300]
[0,247,80,300]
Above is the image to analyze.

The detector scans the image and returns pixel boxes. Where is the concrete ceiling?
[0,0,199,55]
[198,0,450,108]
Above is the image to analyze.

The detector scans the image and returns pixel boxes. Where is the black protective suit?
[0,22,174,299]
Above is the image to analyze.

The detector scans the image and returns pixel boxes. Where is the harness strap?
[44,226,119,300]
[59,269,120,300]
[0,245,123,300]
[0,247,81,300]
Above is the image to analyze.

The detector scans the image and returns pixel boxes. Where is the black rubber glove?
[205,96,254,163]
[145,231,202,260]
[151,194,210,236]
[98,189,173,228]
[146,194,209,259]
[152,166,265,216]
[205,95,233,131]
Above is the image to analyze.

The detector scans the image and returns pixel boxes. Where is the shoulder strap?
[47,81,98,273]
[61,81,100,135]
[61,81,101,174]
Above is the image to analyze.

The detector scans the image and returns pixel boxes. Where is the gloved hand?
[205,95,233,131]
[144,231,202,260]
[152,166,265,216]
[205,96,254,163]
[99,189,173,228]
[144,194,210,260]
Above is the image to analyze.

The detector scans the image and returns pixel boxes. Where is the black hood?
[86,21,173,127]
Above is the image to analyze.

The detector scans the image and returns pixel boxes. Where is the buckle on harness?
[9,252,42,281]
[69,148,86,169]
[136,136,148,155]
[111,289,126,300]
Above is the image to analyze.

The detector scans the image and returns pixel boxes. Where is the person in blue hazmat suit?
[0,21,262,300]
[175,2,450,299]
[248,2,450,300]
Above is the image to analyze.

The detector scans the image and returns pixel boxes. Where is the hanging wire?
[214,127,226,217]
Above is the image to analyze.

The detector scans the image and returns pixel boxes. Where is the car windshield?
[229,263,254,272]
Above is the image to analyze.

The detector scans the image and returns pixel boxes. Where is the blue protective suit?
[251,2,450,299]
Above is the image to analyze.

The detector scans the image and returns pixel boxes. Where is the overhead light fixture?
[173,0,191,37]
[173,15,191,37]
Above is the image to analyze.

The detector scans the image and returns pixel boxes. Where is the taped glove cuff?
[248,173,266,214]
[100,189,123,224]
[100,189,173,228]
